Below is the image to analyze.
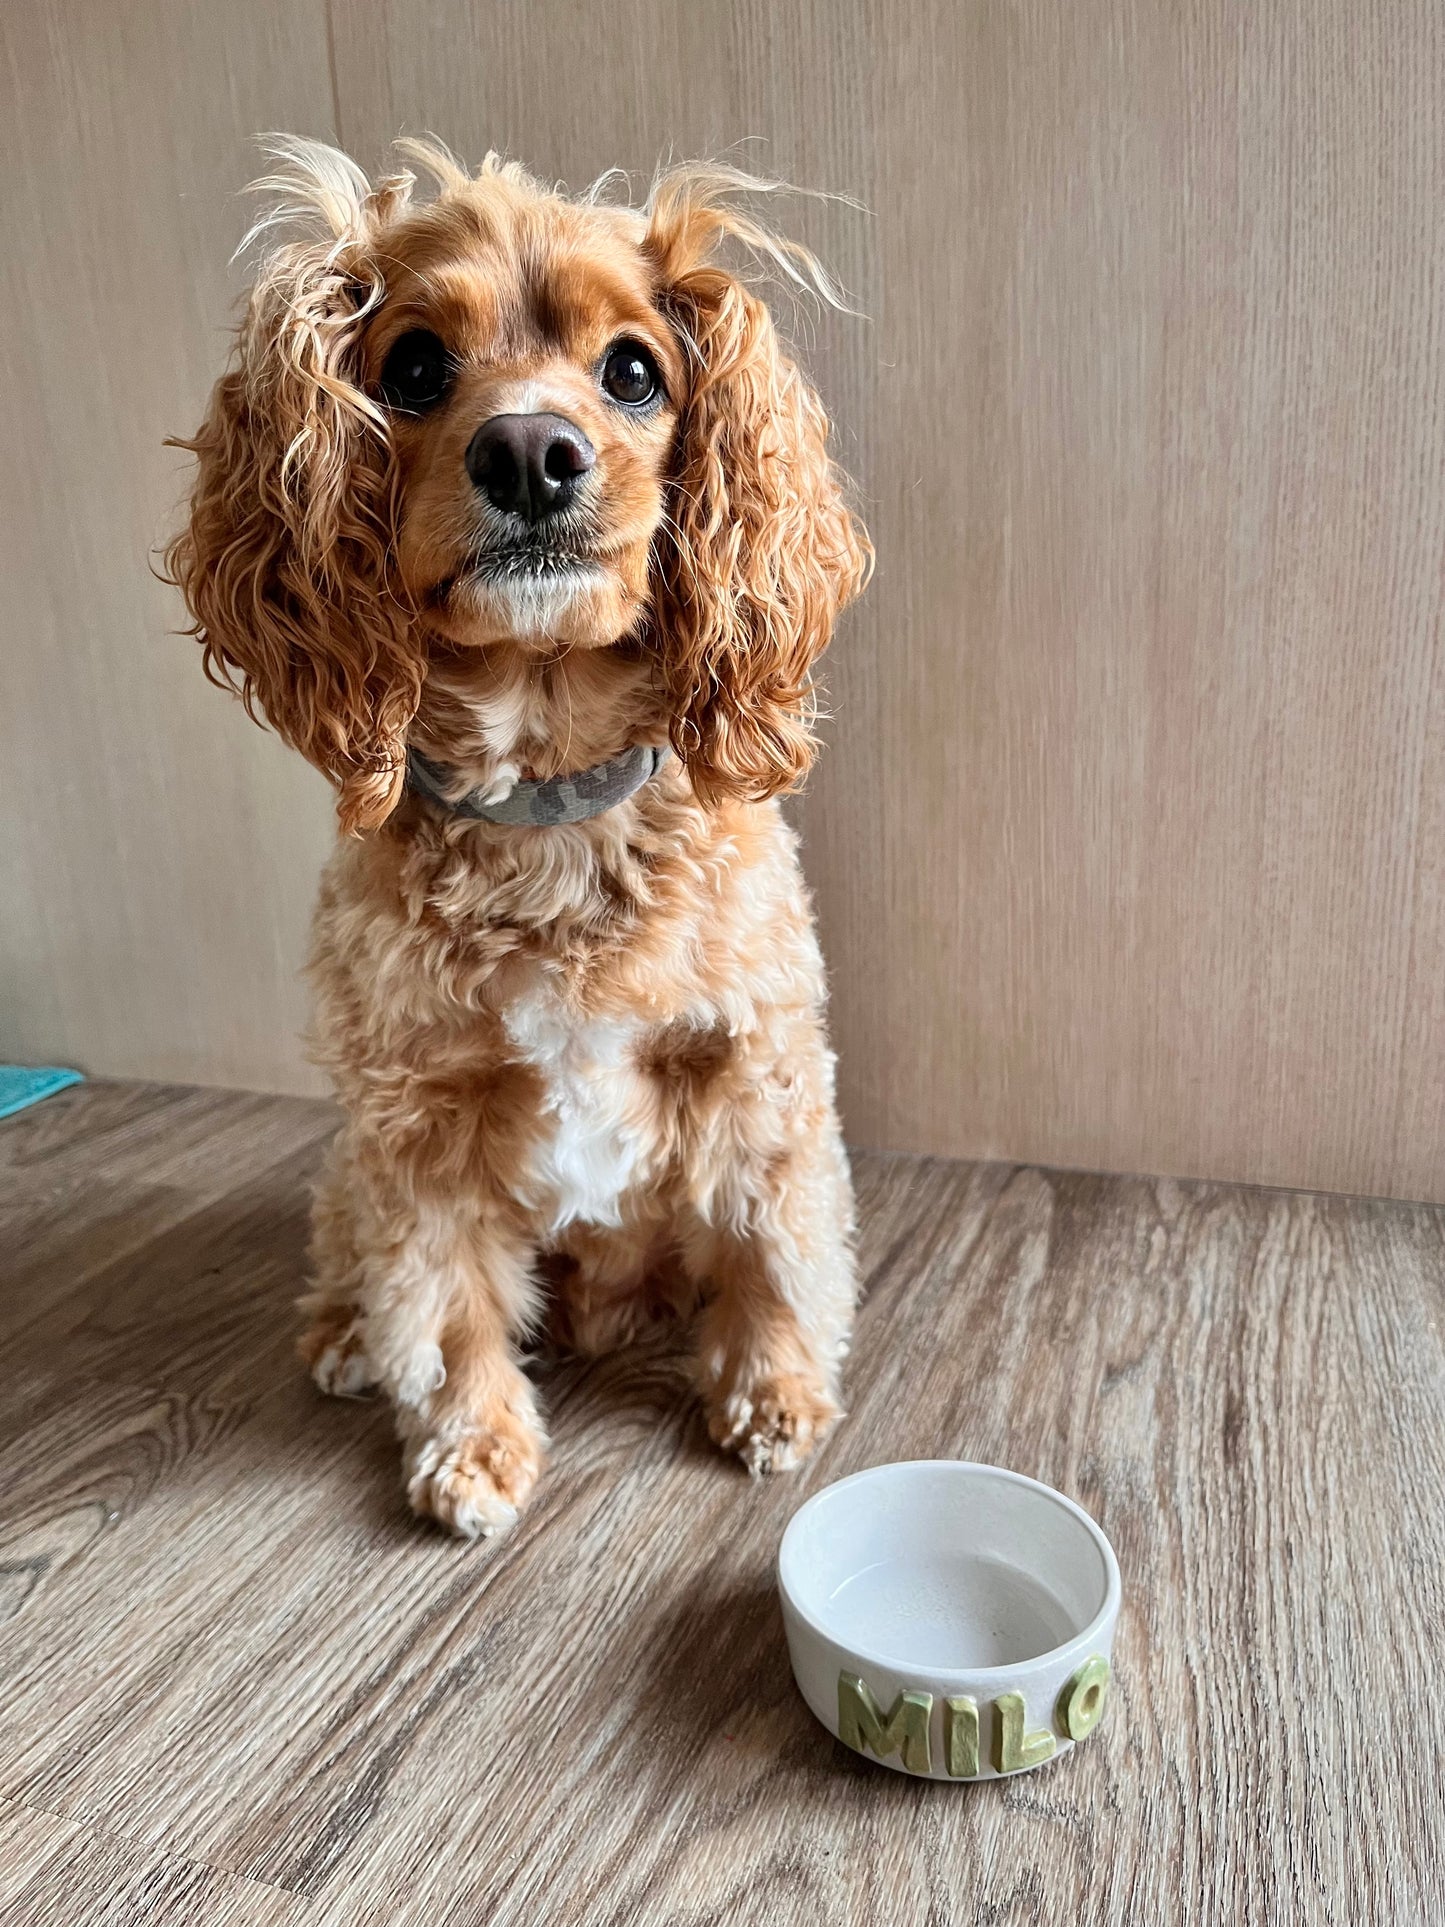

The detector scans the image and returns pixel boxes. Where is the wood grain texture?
[0,1796,300,1927]
[2,1080,1442,1924]
[3,2,1445,1181]
[0,0,339,1098]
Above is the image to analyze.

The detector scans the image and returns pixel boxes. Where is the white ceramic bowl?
[778,1461,1121,1780]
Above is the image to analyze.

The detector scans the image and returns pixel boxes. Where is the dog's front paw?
[404,1414,544,1541]
[705,1369,841,1477]
[299,1305,379,1399]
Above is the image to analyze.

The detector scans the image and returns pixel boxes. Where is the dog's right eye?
[378,330,452,413]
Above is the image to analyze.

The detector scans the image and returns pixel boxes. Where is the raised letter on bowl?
[993,1692,1056,1772]
[1057,1655,1111,1741]
[837,1674,933,1774]
[943,1696,979,1778]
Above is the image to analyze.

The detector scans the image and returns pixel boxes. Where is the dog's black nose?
[465,412,595,521]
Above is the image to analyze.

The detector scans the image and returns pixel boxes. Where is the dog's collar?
[405,743,671,827]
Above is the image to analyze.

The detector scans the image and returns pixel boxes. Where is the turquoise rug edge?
[0,1066,84,1122]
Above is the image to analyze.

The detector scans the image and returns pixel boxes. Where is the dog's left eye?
[378,330,452,412]
[601,341,661,407]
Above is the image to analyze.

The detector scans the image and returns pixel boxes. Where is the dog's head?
[167,137,870,832]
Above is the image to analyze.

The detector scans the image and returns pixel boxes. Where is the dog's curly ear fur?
[646,171,871,806]
[164,142,422,834]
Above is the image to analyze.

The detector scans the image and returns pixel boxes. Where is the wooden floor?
[1,1081,1442,1926]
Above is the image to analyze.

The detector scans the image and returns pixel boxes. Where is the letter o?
[1058,1656,1111,1741]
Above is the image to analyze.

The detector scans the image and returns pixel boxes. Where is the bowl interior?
[781,1463,1112,1672]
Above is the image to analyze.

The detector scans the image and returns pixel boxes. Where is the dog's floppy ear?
[165,141,422,834]
[645,171,871,806]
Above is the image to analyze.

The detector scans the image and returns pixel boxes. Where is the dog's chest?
[501,984,648,1233]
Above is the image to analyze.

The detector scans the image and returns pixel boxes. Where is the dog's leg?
[686,1109,858,1477]
[347,1193,544,1541]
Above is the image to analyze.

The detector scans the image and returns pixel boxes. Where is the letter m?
[836,1672,933,1774]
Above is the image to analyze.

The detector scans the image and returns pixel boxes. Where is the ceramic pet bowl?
[778,1461,1121,1780]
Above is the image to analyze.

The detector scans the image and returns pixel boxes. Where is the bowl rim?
[776,1458,1122,1686]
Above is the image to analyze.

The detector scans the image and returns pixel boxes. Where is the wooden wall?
[4,0,1445,1200]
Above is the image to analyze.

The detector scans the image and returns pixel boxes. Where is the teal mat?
[0,1066,83,1121]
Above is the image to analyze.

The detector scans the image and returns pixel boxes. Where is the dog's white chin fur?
[454,562,612,640]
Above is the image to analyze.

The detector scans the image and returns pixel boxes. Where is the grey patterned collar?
[406,743,671,827]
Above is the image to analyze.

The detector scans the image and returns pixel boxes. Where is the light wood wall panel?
[0,0,340,1096]
[4,1,1445,1200]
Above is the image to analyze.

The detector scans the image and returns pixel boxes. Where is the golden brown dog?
[167,136,869,1538]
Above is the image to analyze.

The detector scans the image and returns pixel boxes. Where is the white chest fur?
[502,985,646,1234]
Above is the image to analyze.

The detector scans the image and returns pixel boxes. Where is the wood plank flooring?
[1,1081,1442,1925]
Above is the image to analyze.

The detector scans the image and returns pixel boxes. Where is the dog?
[166,136,870,1538]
